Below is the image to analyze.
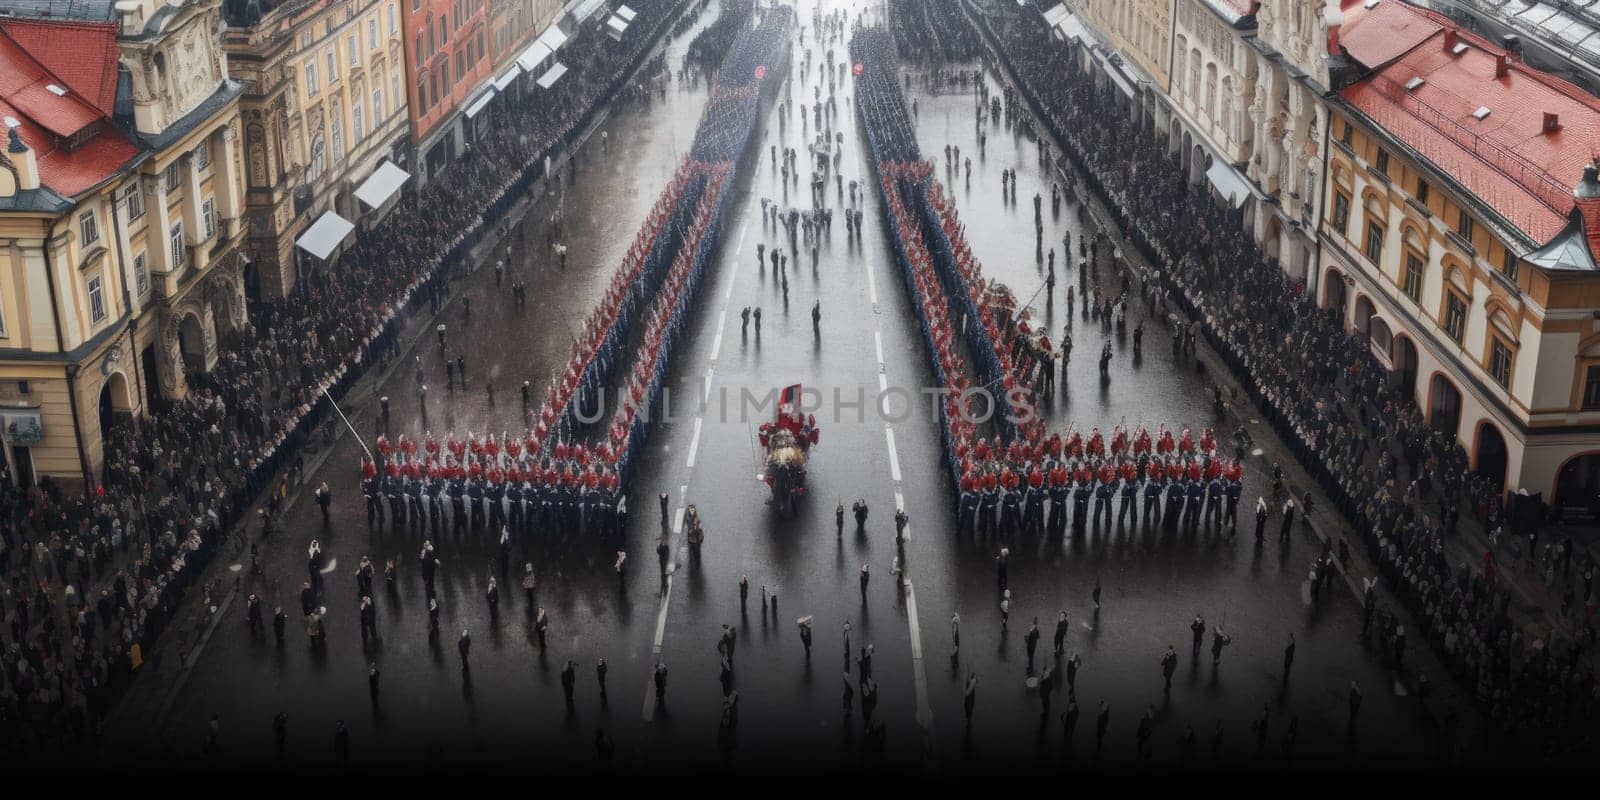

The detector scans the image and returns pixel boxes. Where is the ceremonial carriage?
[759,384,819,514]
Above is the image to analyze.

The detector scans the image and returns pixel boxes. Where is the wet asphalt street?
[109,0,1441,772]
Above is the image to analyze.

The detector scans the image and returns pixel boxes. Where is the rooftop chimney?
[1544,112,1561,134]
[1444,29,1459,51]
[1495,54,1509,79]
[6,125,39,192]
[1501,34,1521,55]
[1576,164,1600,201]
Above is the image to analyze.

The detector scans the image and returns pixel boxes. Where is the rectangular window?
[122,182,144,221]
[87,275,106,323]
[412,0,420,12]
[349,35,359,66]
[373,87,384,119]
[306,60,319,96]
[170,222,185,268]
[415,37,423,64]
[1502,249,1519,281]
[1332,191,1350,236]
[1375,148,1389,176]
[390,3,398,34]
[1364,219,1383,263]
[133,251,148,297]
[1444,291,1468,342]
[195,140,210,171]
[369,19,378,50]
[202,198,216,239]
[1415,179,1429,205]
[164,162,181,192]
[79,209,99,246]
[1457,209,1475,242]
[1403,252,1423,301]
[1584,366,1600,409]
[327,49,338,81]
[1490,339,1513,388]
[353,102,364,141]
[1341,121,1353,146]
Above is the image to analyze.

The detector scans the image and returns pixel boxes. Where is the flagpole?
[323,387,374,463]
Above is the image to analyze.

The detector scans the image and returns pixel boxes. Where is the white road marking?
[885,427,902,483]
[686,416,704,468]
[703,369,714,404]
[643,573,673,722]
[710,311,726,361]
[904,581,933,728]
[873,331,884,364]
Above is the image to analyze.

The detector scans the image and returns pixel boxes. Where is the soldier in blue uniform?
[1072,477,1091,530]
[449,478,467,529]
[487,480,505,528]
[1023,482,1045,534]
[1092,477,1113,528]
[1142,473,1163,527]
[468,479,486,529]
[1047,479,1068,532]
[363,478,381,527]
[405,476,424,525]
[957,485,978,533]
[1206,476,1225,527]
[385,475,405,526]
[427,475,445,528]
[1224,478,1242,529]
[506,481,523,531]
[1000,485,1022,536]
[1185,478,1204,528]
[1117,475,1138,527]
[980,483,1001,537]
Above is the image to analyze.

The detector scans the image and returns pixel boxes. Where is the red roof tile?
[0,18,120,117]
[1340,3,1600,247]
[1339,0,1441,69]
[0,20,137,198]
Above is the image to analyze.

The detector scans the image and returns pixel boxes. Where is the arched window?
[1174,35,1188,92]
[308,132,326,184]
[1220,77,1233,139]
[1189,50,1202,104]
[1205,63,1218,121]
[1401,227,1426,302]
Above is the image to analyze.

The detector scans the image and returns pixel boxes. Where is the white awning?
[1042,3,1068,26]
[616,4,637,20]
[572,0,606,21]
[517,41,552,72]
[492,65,522,91]
[1055,14,1089,42]
[1106,66,1137,98]
[295,211,354,260]
[1205,161,1254,207]
[354,161,411,209]
[535,24,568,51]
[607,15,629,34]
[464,88,496,119]
[536,62,569,89]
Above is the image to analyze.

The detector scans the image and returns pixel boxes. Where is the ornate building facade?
[1319,0,1600,506]
[223,0,411,299]
[0,0,247,488]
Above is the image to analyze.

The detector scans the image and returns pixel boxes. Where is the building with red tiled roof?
[0,0,249,490]
[1319,0,1600,508]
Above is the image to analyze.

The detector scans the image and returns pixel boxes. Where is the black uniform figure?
[458,630,471,672]
[1190,615,1206,655]
[561,661,577,707]
[1161,646,1178,691]
[1283,634,1296,678]
[654,663,669,704]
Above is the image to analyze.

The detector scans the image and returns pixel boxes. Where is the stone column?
[215,124,244,236]
[180,152,209,273]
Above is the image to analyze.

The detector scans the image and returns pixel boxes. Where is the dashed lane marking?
[686,416,703,468]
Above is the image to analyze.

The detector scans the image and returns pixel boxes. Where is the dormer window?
[45,84,66,97]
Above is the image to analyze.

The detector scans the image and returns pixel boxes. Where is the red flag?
[852,63,864,76]
[754,65,767,80]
